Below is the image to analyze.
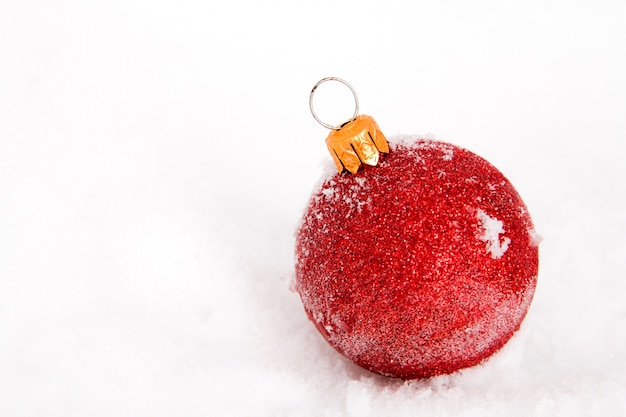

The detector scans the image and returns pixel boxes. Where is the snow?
[1,1,626,416]
[476,209,511,259]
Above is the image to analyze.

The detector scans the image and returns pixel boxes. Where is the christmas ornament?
[295,77,540,379]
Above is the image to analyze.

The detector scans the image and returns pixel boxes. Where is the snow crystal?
[476,209,511,259]
[388,133,434,148]
[355,177,367,187]
[528,228,543,247]
[322,187,336,200]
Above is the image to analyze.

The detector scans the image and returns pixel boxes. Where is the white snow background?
[1,1,625,416]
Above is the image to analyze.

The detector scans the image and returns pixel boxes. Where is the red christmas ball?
[295,136,540,379]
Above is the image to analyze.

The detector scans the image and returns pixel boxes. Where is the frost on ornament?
[295,135,540,379]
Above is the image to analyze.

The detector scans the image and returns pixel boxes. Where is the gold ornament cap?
[310,78,389,174]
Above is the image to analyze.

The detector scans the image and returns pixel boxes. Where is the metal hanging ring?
[309,77,360,130]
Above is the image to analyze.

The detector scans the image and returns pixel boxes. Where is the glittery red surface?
[295,137,539,379]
